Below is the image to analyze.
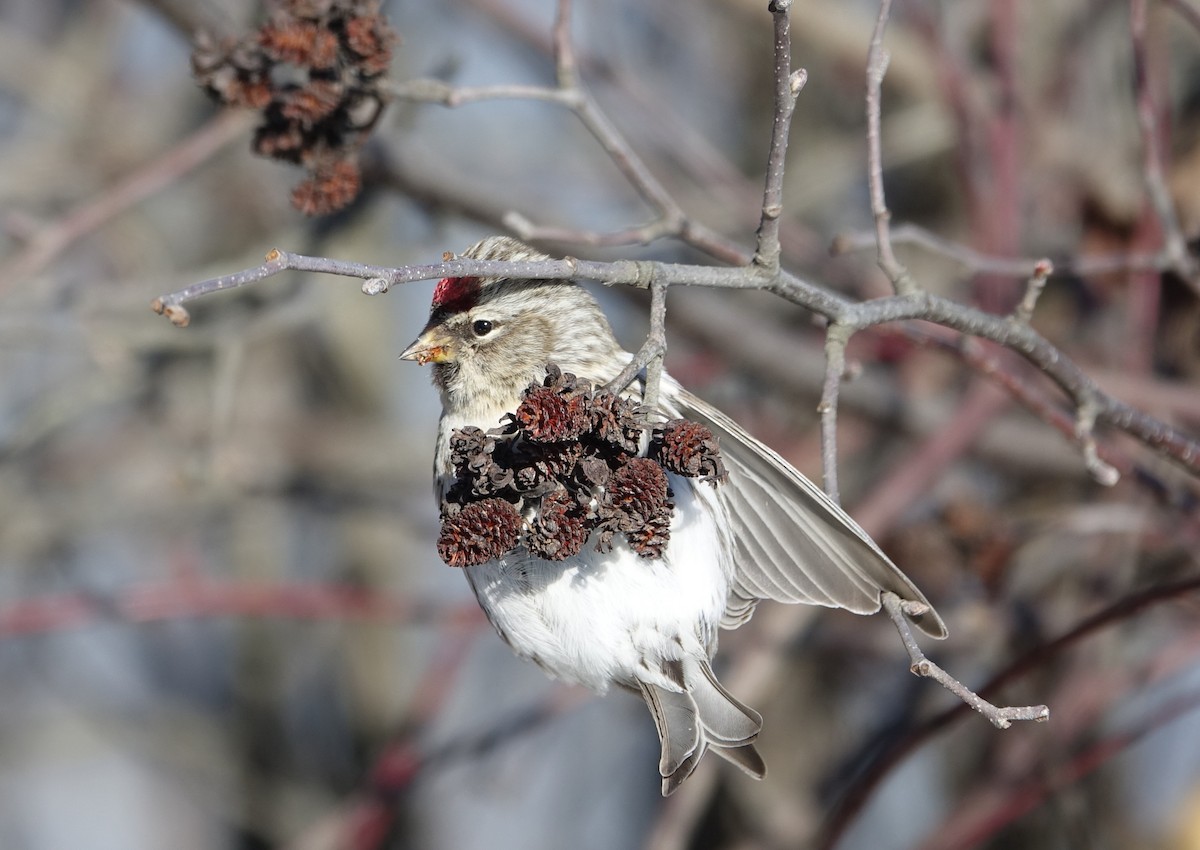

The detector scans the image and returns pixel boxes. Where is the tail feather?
[710,739,766,778]
[689,658,762,745]
[639,659,766,796]
[638,681,700,779]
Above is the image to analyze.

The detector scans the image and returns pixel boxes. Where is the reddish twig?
[0,110,250,292]
[0,579,481,636]
[918,682,1200,850]
[818,576,1200,849]
[855,380,1013,535]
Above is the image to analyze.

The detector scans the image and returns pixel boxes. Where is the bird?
[401,236,946,795]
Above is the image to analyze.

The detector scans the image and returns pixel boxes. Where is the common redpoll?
[402,236,946,795]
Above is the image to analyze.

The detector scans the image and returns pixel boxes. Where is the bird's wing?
[663,383,947,639]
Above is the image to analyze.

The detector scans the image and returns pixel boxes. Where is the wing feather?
[661,382,947,639]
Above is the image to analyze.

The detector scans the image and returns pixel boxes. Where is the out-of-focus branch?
[917,670,1200,850]
[0,110,250,292]
[864,0,916,296]
[818,576,1200,850]
[832,222,1180,279]
[1131,0,1200,295]
[0,579,482,636]
[135,0,235,41]
[1163,0,1200,32]
[383,0,689,251]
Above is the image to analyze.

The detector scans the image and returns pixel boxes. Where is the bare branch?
[753,0,804,273]
[817,324,852,503]
[1010,259,1052,325]
[0,110,250,292]
[832,222,1179,280]
[150,249,1200,478]
[865,0,917,295]
[881,592,1050,729]
[1130,0,1200,295]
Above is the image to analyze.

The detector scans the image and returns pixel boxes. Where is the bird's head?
[401,237,625,421]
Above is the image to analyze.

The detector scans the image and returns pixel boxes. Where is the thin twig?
[753,0,803,273]
[0,110,250,292]
[819,577,1200,849]
[832,222,1178,280]
[150,250,1200,478]
[817,324,852,502]
[642,281,669,414]
[881,592,1050,729]
[605,274,669,402]
[1075,398,1121,486]
[1010,259,1052,325]
[382,79,574,107]
[551,0,577,88]
[1130,0,1200,295]
[865,0,917,295]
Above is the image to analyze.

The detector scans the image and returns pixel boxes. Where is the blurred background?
[1,0,1199,848]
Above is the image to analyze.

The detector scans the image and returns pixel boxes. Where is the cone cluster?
[437,365,727,568]
[191,0,397,215]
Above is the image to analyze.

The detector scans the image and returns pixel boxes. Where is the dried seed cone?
[449,426,493,475]
[597,458,674,559]
[437,498,522,568]
[437,364,725,567]
[655,419,728,482]
[514,365,591,442]
[589,390,643,455]
[515,385,586,442]
[191,0,398,215]
[624,511,672,560]
[526,488,589,561]
[606,458,671,517]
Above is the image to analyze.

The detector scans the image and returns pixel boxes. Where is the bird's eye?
[472,320,494,337]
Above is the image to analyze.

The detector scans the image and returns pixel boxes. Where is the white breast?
[463,473,733,694]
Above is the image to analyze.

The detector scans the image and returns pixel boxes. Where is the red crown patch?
[431,275,481,314]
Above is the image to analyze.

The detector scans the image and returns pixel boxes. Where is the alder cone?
[436,366,724,567]
[437,498,522,568]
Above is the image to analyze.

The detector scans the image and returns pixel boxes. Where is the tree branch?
[753,0,805,273]
[150,250,1200,479]
[881,592,1050,729]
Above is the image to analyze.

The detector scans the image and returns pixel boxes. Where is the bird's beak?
[400,327,456,365]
